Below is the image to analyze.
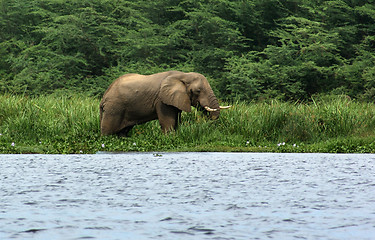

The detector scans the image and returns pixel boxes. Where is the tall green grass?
[0,94,100,153]
[1,94,375,153]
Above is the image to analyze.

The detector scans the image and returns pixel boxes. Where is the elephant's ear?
[160,76,191,112]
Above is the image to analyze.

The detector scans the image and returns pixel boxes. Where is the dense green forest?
[1,0,374,101]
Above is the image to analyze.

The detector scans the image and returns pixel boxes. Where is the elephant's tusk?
[204,106,218,112]
[204,106,231,111]
[219,105,231,109]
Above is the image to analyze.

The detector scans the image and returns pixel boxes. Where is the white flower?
[246,141,250,145]
[133,142,137,146]
[11,142,15,147]
[293,144,297,147]
[102,144,105,148]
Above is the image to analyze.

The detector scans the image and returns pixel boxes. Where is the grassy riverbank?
[1,94,375,154]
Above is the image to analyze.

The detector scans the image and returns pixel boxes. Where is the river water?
[0,153,374,240]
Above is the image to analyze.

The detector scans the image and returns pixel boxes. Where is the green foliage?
[225,15,342,101]
[1,94,375,153]
[1,0,375,101]
[0,94,100,153]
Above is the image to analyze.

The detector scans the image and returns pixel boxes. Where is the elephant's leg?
[117,125,134,137]
[100,108,131,136]
[177,112,182,125]
[156,103,180,133]
[101,113,121,135]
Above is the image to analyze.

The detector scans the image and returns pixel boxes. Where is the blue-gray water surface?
[0,153,375,240]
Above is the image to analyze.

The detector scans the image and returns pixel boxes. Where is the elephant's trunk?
[206,93,220,120]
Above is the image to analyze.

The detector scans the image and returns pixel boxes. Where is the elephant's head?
[160,72,229,120]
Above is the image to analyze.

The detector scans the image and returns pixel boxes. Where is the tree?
[1,0,374,100]
[224,15,345,101]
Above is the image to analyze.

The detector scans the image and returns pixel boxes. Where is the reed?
[1,94,375,153]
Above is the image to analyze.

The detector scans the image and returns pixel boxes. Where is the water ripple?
[1,153,375,239]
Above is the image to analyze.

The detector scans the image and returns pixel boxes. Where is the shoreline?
[1,94,375,154]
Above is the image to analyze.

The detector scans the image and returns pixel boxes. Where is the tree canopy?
[1,0,374,101]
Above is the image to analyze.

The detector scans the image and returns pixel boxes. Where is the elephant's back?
[117,73,161,90]
[119,71,180,83]
[109,71,181,86]
[102,71,181,98]
[102,73,141,97]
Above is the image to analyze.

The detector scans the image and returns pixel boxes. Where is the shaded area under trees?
[1,0,374,101]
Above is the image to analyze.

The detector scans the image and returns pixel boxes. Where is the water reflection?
[1,153,375,239]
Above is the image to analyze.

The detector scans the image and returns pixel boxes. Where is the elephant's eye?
[190,88,201,96]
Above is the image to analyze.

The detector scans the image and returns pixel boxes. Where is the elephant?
[100,71,229,136]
